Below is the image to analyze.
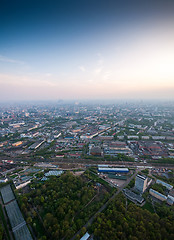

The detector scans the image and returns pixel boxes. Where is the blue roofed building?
[98,167,129,173]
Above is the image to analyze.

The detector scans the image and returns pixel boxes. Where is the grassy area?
[142,201,155,213]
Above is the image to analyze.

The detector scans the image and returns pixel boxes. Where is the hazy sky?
[0,0,174,101]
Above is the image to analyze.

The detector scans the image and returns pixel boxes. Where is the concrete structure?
[156,179,173,191]
[12,141,23,147]
[98,167,129,173]
[135,174,147,193]
[80,232,90,240]
[15,180,31,189]
[142,136,150,140]
[149,188,167,201]
[29,140,45,150]
[127,135,139,139]
[152,136,165,140]
[147,178,152,187]
[34,162,57,168]
[98,135,114,140]
[103,141,132,156]
[45,170,63,177]
[167,189,174,204]
[90,146,102,156]
[123,188,144,204]
[0,177,8,183]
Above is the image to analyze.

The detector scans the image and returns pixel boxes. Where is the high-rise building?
[135,174,147,193]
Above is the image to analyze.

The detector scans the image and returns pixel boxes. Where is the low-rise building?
[12,141,23,147]
[29,140,45,150]
[98,167,129,173]
[149,188,167,201]
[123,188,144,204]
[15,180,31,189]
[103,141,132,156]
[90,146,102,156]
[0,177,8,183]
[141,136,150,140]
[167,189,174,204]
[127,135,139,139]
[156,179,173,191]
[45,170,63,177]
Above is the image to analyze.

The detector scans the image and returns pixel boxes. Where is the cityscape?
[0,0,174,240]
[0,101,174,239]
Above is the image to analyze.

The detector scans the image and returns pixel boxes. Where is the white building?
[149,188,167,201]
[0,178,8,183]
[167,189,174,204]
[80,232,90,240]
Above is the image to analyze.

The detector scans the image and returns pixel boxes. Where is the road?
[70,171,137,240]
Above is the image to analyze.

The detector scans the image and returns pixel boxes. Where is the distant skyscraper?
[135,174,147,193]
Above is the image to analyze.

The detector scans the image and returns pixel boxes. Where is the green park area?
[90,193,174,240]
[17,171,112,240]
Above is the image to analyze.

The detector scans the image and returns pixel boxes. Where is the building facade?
[135,174,147,193]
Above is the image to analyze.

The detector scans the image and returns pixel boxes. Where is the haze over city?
[0,0,174,101]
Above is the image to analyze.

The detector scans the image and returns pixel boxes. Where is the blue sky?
[0,0,174,101]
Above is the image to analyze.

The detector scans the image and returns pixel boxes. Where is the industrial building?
[90,146,103,156]
[12,141,23,147]
[103,141,132,156]
[98,167,129,173]
[149,188,167,201]
[167,189,174,205]
[123,188,144,204]
[135,174,148,193]
[45,170,63,177]
[156,179,173,191]
[0,177,8,183]
[29,140,45,150]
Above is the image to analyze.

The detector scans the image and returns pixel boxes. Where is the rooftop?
[98,167,129,172]
[150,188,167,200]
[156,179,173,190]
[136,174,147,180]
[169,189,174,197]
[45,170,63,177]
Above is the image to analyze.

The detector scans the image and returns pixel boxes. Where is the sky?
[0,0,174,101]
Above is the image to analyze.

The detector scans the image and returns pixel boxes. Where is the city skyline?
[0,0,174,101]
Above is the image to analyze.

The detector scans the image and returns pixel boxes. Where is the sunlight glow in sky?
[0,0,174,101]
